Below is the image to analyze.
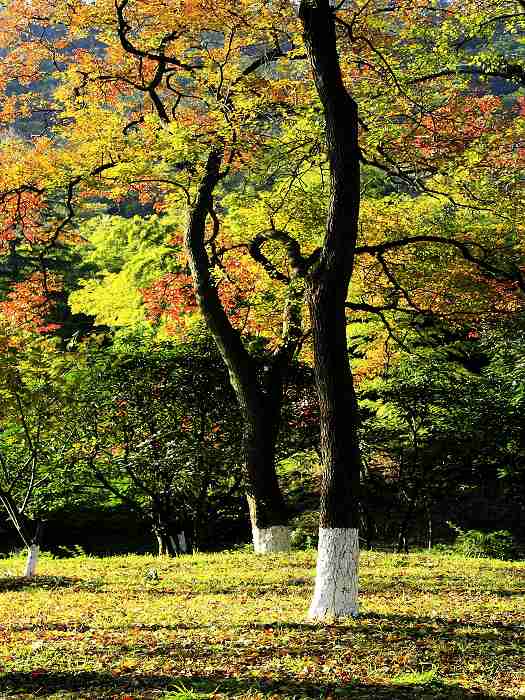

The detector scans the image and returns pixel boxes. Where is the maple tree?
[0,0,524,615]
[0,3,311,551]
[298,0,525,617]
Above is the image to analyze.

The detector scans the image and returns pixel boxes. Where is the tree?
[0,330,70,576]
[67,209,306,551]
[357,313,525,550]
[65,336,246,555]
[294,0,525,617]
[1,0,524,614]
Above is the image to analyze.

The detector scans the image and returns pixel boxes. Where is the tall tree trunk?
[184,150,291,551]
[299,0,362,619]
[307,282,361,617]
[246,397,291,553]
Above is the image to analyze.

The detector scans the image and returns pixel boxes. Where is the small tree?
[0,330,69,576]
[65,336,247,554]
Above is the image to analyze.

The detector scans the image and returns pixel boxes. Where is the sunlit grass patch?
[0,550,523,698]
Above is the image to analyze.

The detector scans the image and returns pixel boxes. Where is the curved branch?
[249,229,308,282]
[115,0,197,71]
[184,148,261,411]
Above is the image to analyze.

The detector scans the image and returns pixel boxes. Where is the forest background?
[0,0,524,578]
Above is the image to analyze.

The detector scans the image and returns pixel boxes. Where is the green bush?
[290,511,319,550]
[449,524,517,560]
[54,544,87,558]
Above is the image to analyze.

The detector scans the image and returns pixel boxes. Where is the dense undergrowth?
[0,551,523,699]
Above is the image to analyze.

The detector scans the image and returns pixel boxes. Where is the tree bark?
[300,0,362,619]
[23,520,44,577]
[245,391,293,552]
[245,400,291,551]
[184,150,291,549]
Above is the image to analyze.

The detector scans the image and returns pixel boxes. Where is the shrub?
[449,524,518,560]
[290,511,319,550]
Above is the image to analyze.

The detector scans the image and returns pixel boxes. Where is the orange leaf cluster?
[0,271,62,332]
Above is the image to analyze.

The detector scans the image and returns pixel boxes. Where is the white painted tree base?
[308,528,359,620]
[24,544,39,578]
[252,525,291,553]
[168,532,187,554]
[177,532,187,553]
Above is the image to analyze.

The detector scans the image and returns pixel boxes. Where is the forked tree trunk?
[246,269,304,553]
[241,392,291,553]
[245,386,291,553]
[300,0,362,619]
[248,494,291,554]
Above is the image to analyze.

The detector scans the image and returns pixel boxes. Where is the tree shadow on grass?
[0,576,79,593]
[359,580,525,597]
[0,671,516,699]
[144,579,313,597]
[248,616,525,638]
[6,614,522,638]
[141,575,524,599]
[359,612,525,634]
[6,610,523,639]
[361,565,525,593]
[2,621,207,633]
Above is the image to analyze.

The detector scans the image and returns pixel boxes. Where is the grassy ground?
[0,550,523,699]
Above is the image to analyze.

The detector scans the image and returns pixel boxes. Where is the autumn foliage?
[0,0,522,360]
